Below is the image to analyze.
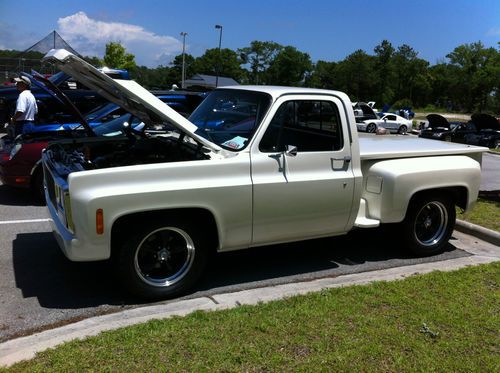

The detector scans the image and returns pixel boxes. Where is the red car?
[0,136,48,200]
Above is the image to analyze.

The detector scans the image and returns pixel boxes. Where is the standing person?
[9,76,37,137]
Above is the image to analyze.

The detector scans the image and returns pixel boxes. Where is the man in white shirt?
[9,76,38,137]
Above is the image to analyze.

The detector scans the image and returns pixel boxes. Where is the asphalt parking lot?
[0,180,477,343]
[0,149,498,343]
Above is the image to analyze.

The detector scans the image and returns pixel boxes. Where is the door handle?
[331,155,351,171]
[332,156,351,163]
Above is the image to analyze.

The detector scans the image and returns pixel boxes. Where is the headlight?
[432,133,443,138]
[9,144,22,160]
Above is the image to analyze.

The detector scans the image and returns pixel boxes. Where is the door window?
[259,100,343,152]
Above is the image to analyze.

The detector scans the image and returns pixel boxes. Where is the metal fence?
[0,57,57,84]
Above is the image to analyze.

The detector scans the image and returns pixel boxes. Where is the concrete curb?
[455,219,500,246]
[1,254,498,367]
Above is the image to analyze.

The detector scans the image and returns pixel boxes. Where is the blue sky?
[0,0,499,67]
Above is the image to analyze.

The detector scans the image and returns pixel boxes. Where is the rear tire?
[400,193,455,256]
[366,123,376,133]
[398,125,408,135]
[116,216,209,299]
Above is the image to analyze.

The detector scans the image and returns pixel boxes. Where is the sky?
[0,0,499,67]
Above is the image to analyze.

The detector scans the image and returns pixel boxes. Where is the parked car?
[419,113,498,147]
[352,102,378,123]
[42,49,486,299]
[0,68,130,129]
[418,114,466,142]
[358,113,412,134]
[0,77,206,200]
[463,114,500,148]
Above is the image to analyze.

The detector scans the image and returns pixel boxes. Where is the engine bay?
[44,133,211,177]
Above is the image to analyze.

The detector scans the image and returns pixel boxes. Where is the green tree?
[306,60,338,89]
[238,41,283,84]
[103,42,137,70]
[446,41,499,112]
[265,46,312,86]
[84,56,103,68]
[194,48,245,81]
[170,53,196,85]
[334,49,377,101]
[373,40,395,104]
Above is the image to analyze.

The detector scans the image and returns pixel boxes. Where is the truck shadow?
[11,228,468,310]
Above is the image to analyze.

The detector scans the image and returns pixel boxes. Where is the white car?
[358,114,412,134]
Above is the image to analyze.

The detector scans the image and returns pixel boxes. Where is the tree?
[194,48,245,82]
[265,46,312,86]
[334,49,377,101]
[238,41,283,84]
[103,42,136,70]
[446,41,499,112]
[170,53,196,85]
[392,44,429,106]
[373,40,396,104]
[84,56,103,68]
[306,60,338,89]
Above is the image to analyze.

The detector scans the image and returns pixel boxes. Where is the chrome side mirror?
[285,145,298,157]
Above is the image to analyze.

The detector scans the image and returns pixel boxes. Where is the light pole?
[215,24,223,87]
[180,32,187,89]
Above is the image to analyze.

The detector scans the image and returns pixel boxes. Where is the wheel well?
[409,186,468,210]
[111,208,219,260]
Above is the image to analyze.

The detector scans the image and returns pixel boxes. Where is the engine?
[44,135,210,177]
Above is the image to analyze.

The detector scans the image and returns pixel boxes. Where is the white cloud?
[57,11,183,67]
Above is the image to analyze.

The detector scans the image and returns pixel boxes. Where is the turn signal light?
[96,209,104,235]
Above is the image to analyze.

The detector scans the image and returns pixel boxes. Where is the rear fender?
[361,155,481,223]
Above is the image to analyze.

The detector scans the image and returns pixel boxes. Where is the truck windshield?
[189,89,272,151]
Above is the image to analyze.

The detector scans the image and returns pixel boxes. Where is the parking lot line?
[0,218,51,225]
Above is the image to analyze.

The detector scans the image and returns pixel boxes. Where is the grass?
[458,198,500,232]
[4,262,499,372]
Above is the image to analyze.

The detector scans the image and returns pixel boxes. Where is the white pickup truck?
[41,50,487,299]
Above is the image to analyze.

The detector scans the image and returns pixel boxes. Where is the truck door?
[250,96,355,245]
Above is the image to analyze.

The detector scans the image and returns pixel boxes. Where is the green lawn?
[4,262,499,372]
[458,198,500,232]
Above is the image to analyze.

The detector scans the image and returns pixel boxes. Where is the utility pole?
[215,24,223,87]
[180,32,187,89]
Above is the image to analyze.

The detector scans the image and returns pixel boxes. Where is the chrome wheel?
[366,123,376,133]
[134,227,195,287]
[414,201,448,247]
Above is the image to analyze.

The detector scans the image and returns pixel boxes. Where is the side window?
[386,115,397,121]
[259,100,343,152]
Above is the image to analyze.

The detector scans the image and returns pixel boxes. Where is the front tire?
[117,217,209,299]
[400,193,456,256]
[398,125,408,135]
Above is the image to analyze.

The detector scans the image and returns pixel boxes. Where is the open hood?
[471,113,500,131]
[22,71,66,106]
[43,49,222,153]
[426,114,450,129]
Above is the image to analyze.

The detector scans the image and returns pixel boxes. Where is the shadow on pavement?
[12,228,469,309]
